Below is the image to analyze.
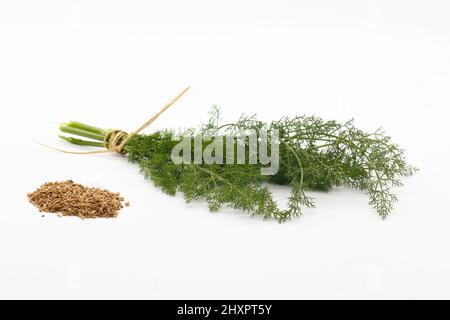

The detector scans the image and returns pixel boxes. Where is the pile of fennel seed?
[28,180,129,219]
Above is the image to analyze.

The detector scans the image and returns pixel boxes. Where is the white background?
[1,0,449,299]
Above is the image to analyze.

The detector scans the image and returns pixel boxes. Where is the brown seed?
[28,180,125,219]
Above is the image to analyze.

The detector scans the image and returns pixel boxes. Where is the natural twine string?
[36,86,190,155]
[103,129,129,153]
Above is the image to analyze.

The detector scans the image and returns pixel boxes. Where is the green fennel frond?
[122,107,416,222]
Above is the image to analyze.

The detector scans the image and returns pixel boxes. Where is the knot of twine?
[103,129,129,153]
